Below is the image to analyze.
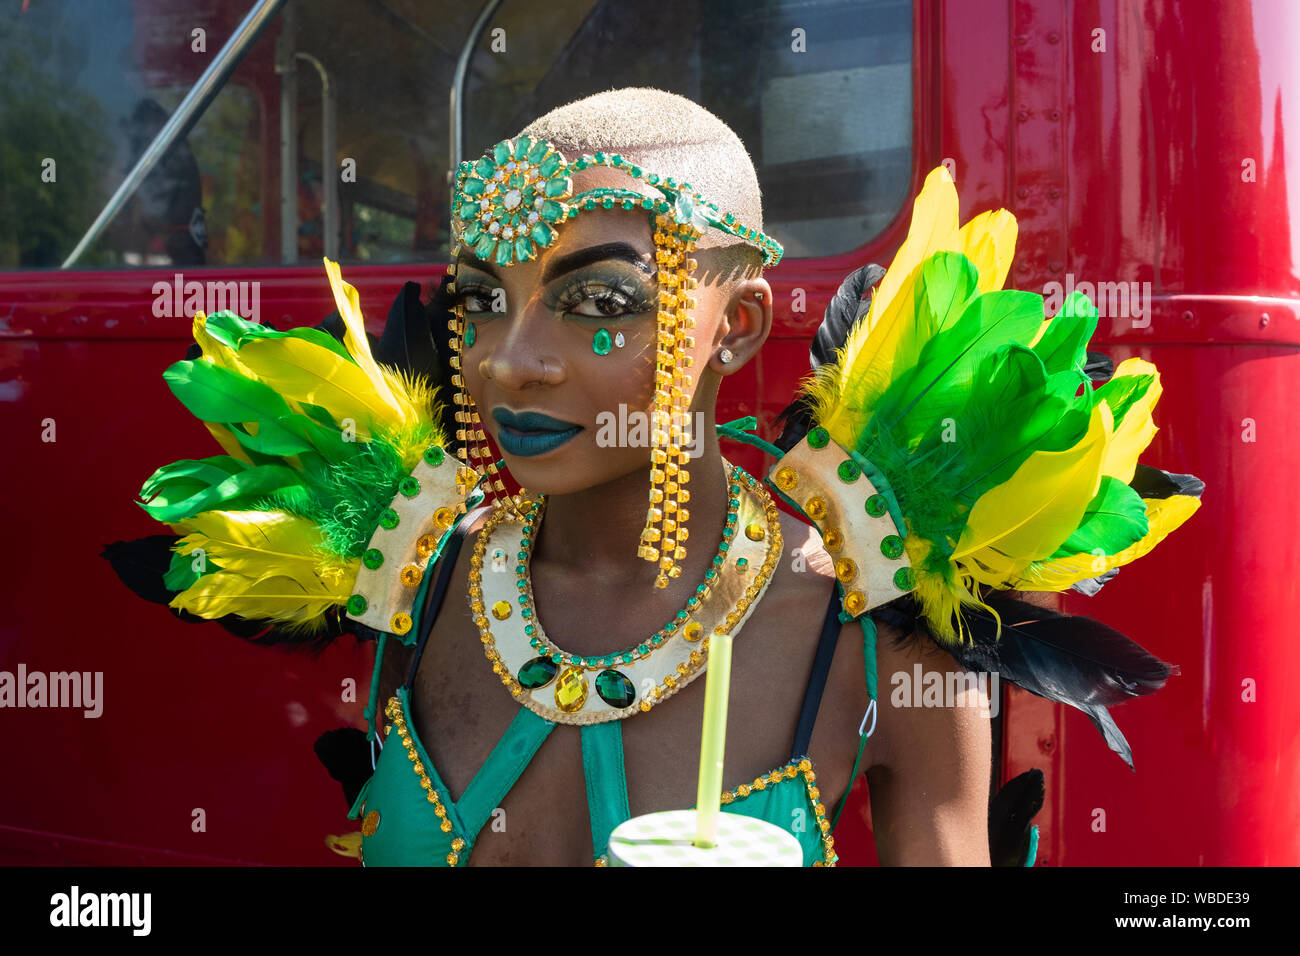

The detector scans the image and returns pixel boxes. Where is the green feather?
[1051,475,1150,557]
[164,360,315,457]
[1033,292,1098,374]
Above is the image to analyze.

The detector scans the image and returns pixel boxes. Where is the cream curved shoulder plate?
[767,431,915,617]
[345,446,480,640]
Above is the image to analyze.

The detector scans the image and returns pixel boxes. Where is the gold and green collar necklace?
[467,461,783,725]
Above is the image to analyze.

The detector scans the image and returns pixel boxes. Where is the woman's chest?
[405,584,829,865]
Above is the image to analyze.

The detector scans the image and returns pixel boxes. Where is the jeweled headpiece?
[445,134,782,588]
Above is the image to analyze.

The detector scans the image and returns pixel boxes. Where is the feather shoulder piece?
[106,258,479,645]
[769,167,1204,646]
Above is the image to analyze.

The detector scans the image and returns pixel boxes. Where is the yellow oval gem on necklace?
[491,600,513,620]
[554,666,588,713]
[744,522,765,541]
[684,621,703,642]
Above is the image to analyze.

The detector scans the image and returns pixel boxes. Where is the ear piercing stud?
[718,347,734,364]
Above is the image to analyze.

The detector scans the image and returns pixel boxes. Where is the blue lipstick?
[491,407,583,458]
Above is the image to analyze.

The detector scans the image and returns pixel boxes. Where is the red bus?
[1,0,1295,865]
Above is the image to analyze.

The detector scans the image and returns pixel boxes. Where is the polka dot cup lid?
[607,810,802,867]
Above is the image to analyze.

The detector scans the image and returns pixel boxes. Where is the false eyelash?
[552,278,656,317]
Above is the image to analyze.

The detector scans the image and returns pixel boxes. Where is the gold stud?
[400,565,424,587]
[389,612,412,635]
[361,809,381,836]
[835,558,858,583]
[805,496,828,521]
[773,466,798,491]
[823,528,843,551]
[843,590,866,615]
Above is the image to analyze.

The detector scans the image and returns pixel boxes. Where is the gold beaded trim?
[383,694,467,866]
[638,218,700,588]
[717,757,837,866]
[445,247,528,522]
[469,466,784,724]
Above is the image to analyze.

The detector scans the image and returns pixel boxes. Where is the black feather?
[989,769,1045,866]
[1130,463,1205,500]
[314,727,374,808]
[101,536,180,605]
[876,595,1178,770]
[1084,350,1114,382]
[101,537,360,652]
[773,262,886,452]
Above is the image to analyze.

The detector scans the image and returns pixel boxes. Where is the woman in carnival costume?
[106,88,1202,867]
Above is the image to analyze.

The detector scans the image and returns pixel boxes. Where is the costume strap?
[581,722,631,859]
[789,586,846,760]
[829,609,878,835]
[456,707,556,842]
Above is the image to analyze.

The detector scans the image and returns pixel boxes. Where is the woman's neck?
[530,429,730,596]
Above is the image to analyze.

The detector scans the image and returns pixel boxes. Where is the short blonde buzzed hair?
[518,87,767,288]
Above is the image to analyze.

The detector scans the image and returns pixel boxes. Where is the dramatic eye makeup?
[453,241,656,320]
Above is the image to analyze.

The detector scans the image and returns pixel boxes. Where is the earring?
[718,347,734,364]
[639,215,698,589]
[593,329,613,355]
[754,291,764,301]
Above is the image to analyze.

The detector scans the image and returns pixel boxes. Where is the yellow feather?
[953,401,1113,578]
[1010,493,1202,590]
[863,166,960,330]
[1101,358,1162,484]
[815,259,924,446]
[809,167,1020,444]
[170,568,355,629]
[234,336,409,437]
[957,209,1018,293]
[322,257,404,418]
[173,510,331,576]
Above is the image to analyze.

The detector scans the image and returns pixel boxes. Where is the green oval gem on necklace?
[595,669,636,708]
[518,656,558,689]
[592,328,613,356]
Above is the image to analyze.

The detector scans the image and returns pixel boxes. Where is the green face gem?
[464,322,476,348]
[518,657,559,689]
[592,328,613,356]
[893,567,914,590]
[423,445,446,467]
[379,508,400,530]
[865,494,888,518]
[595,669,636,708]
[881,535,905,559]
[399,476,420,498]
[347,594,368,615]
[363,548,384,570]
[807,427,830,448]
[837,460,860,482]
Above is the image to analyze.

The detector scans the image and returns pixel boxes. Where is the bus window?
[0,0,910,270]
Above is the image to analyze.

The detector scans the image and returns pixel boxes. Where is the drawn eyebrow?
[455,241,654,283]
